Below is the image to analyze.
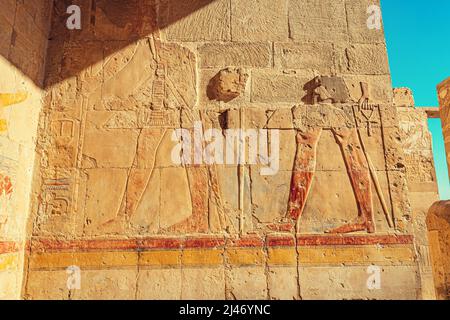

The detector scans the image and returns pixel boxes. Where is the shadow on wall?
[0,0,218,88]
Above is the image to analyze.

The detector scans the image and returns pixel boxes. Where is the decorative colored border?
[295,234,414,246]
[0,241,20,254]
[24,235,416,270]
[28,234,414,253]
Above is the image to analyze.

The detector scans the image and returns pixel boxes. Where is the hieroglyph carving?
[40,178,71,217]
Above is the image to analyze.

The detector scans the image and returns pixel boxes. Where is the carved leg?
[124,128,166,219]
[167,166,209,233]
[287,128,322,222]
[326,128,375,234]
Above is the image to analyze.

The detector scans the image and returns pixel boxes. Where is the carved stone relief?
[279,80,395,234]
[0,156,15,233]
[207,68,249,102]
[303,76,351,105]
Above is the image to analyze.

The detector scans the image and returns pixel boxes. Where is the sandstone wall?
[21,0,438,299]
[438,78,450,180]
[427,201,450,299]
[393,88,440,299]
[427,78,450,300]
[0,0,52,299]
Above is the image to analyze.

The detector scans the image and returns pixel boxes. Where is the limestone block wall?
[0,0,52,299]
[19,0,439,299]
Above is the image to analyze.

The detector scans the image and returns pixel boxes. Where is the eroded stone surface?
[207,68,249,102]
[394,88,415,107]
[1,0,441,301]
[438,77,450,179]
[427,201,450,300]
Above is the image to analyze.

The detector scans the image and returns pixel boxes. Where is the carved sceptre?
[354,83,394,228]
[358,82,376,136]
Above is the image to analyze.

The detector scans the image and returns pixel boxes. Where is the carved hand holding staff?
[285,79,394,234]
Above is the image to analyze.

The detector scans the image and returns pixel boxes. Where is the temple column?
[437,77,450,179]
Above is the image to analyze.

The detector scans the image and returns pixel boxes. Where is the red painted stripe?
[267,235,296,247]
[0,241,20,254]
[296,234,414,246]
[226,235,264,248]
[28,234,414,252]
[138,238,184,250]
[30,239,140,252]
[185,236,225,249]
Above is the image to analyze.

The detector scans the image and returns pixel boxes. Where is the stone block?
[0,16,12,57]
[0,269,20,299]
[346,0,386,43]
[140,250,181,268]
[346,44,390,75]
[288,0,348,42]
[70,269,137,300]
[60,41,104,88]
[298,245,415,266]
[268,247,297,266]
[231,0,288,41]
[93,0,157,41]
[13,3,48,54]
[8,31,45,84]
[199,43,272,68]
[181,267,225,299]
[49,0,93,41]
[226,248,265,266]
[274,42,336,73]
[299,266,419,300]
[182,249,224,267]
[29,251,138,270]
[343,75,393,104]
[268,266,299,300]
[251,71,313,103]
[137,268,182,299]
[24,270,70,300]
[0,0,16,26]
[160,0,230,41]
[228,266,268,299]
[393,88,415,107]
[22,0,52,35]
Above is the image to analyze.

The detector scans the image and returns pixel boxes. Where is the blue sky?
[381,0,450,199]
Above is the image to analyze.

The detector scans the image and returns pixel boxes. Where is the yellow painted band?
[27,246,415,270]
[0,253,19,271]
[0,93,28,108]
